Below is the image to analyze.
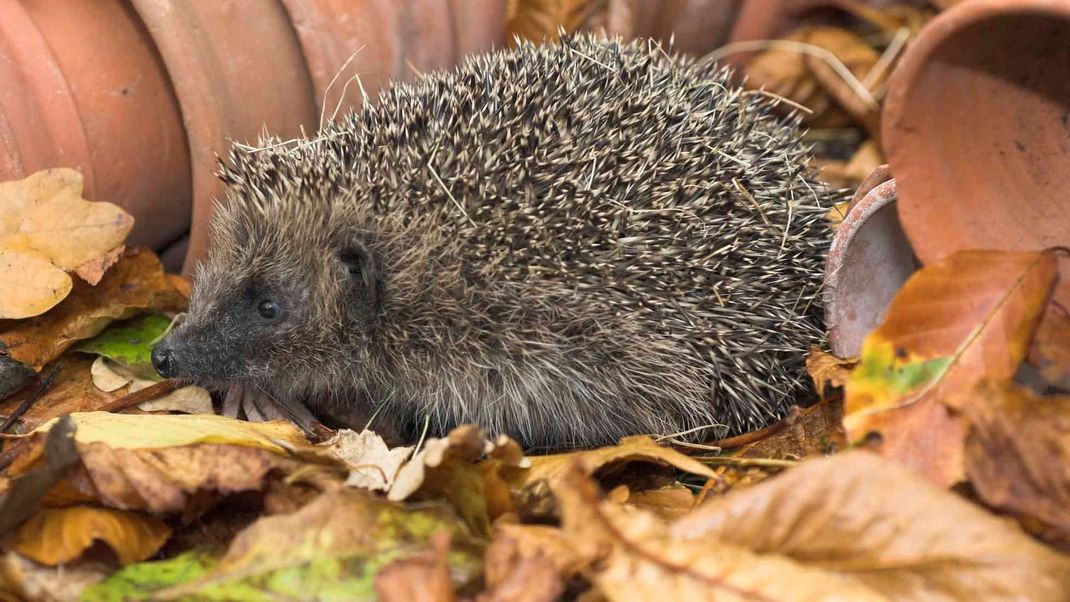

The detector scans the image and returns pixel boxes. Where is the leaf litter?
[1,7,1070,599]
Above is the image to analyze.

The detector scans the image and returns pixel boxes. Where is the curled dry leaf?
[0,169,133,318]
[0,249,187,370]
[963,381,1070,549]
[14,506,171,566]
[321,429,413,491]
[673,451,1070,600]
[844,250,1059,485]
[806,347,859,398]
[154,490,483,600]
[389,425,523,501]
[515,434,716,491]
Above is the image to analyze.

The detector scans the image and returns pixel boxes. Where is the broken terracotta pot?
[825,169,919,358]
[883,0,1070,279]
[0,0,191,251]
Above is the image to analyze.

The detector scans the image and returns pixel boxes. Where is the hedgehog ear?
[339,239,381,311]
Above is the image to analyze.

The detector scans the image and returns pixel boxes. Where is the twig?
[0,366,60,434]
[696,456,799,469]
[707,39,879,111]
[704,406,801,449]
[99,379,179,413]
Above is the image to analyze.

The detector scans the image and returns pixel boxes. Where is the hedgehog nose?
[151,344,176,378]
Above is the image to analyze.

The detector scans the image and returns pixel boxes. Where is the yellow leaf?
[0,250,72,319]
[32,412,307,454]
[0,169,132,318]
[14,506,170,566]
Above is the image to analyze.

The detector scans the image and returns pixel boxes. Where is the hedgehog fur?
[153,34,834,448]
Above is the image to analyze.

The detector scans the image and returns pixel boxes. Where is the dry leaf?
[481,529,567,602]
[553,461,888,601]
[515,434,716,491]
[964,381,1070,549]
[320,429,414,491]
[136,386,213,415]
[375,531,456,602]
[29,411,305,453]
[485,523,585,582]
[0,169,133,318]
[0,551,110,602]
[1026,299,1070,393]
[155,490,483,599]
[806,347,859,398]
[620,483,696,520]
[0,355,133,434]
[744,26,880,130]
[14,506,171,566]
[506,0,590,45]
[0,249,186,370]
[673,451,1070,600]
[845,250,1059,484]
[68,442,340,516]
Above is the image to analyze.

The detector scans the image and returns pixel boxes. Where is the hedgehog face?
[152,199,383,403]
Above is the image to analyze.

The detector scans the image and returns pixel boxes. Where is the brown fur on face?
[156,34,834,448]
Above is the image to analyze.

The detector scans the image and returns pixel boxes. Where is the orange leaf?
[844,250,1058,484]
[14,506,170,566]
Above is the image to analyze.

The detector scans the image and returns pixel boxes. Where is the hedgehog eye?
[256,298,283,322]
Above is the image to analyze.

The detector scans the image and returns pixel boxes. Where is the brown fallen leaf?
[806,347,859,398]
[553,460,888,601]
[0,551,110,602]
[506,0,590,45]
[480,530,566,602]
[844,249,1059,484]
[485,523,584,583]
[0,355,135,434]
[618,483,695,520]
[375,531,456,602]
[1025,298,1070,393]
[0,249,186,370]
[68,443,338,517]
[814,140,885,191]
[744,26,880,130]
[514,434,716,491]
[963,380,1070,549]
[14,506,171,566]
[673,451,1070,600]
[0,169,133,318]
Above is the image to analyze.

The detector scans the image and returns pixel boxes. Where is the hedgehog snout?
[151,340,180,378]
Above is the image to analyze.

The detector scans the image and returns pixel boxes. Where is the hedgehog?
[151,34,833,448]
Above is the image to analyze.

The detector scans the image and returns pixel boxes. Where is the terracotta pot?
[280,0,506,123]
[883,0,1070,270]
[0,0,191,250]
[825,170,919,357]
[130,0,320,273]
